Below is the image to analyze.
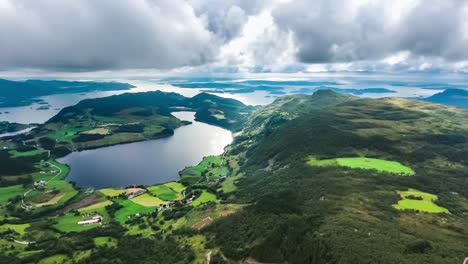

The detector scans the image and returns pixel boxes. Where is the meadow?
[114,199,155,223]
[147,182,185,201]
[393,189,449,213]
[307,157,415,175]
[191,191,217,207]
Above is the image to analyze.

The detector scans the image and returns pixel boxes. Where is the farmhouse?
[126,188,146,199]
[77,215,103,225]
[34,180,47,188]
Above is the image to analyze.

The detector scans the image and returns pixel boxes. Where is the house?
[34,180,47,188]
[126,188,146,199]
[77,215,103,225]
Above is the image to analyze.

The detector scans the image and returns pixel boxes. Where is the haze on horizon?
[1,0,468,79]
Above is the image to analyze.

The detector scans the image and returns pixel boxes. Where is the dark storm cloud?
[0,0,216,71]
[272,0,468,63]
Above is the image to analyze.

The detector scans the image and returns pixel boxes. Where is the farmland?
[147,182,185,201]
[114,199,155,224]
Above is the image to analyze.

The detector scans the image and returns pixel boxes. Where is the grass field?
[307,157,415,175]
[9,149,48,158]
[130,193,167,207]
[221,174,242,193]
[94,236,117,247]
[393,189,448,213]
[164,182,186,194]
[192,191,218,207]
[147,182,185,201]
[147,185,178,200]
[114,199,155,223]
[0,223,30,236]
[0,184,24,204]
[99,188,126,197]
[54,213,100,233]
[182,155,224,177]
[38,254,70,264]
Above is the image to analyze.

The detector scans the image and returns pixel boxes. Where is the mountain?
[0,79,135,107]
[424,88,468,108]
[206,91,468,263]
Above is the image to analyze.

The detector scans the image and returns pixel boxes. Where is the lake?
[58,112,232,189]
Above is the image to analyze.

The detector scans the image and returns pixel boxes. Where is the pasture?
[54,213,99,233]
[114,199,155,223]
[130,193,167,207]
[0,184,24,204]
[192,191,217,207]
[99,188,126,197]
[182,155,223,177]
[147,182,185,201]
[393,189,448,213]
[307,157,415,175]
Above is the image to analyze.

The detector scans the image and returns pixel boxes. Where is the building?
[34,180,47,188]
[126,188,146,199]
[77,215,103,225]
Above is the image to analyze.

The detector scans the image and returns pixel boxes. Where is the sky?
[1,0,468,78]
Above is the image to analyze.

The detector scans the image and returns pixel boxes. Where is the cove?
[58,112,232,189]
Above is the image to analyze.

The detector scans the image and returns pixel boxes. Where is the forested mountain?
[206,91,468,263]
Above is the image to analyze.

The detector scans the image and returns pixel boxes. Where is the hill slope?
[207,91,468,263]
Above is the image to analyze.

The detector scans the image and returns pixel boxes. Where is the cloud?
[0,0,216,71]
[272,0,468,64]
[189,0,267,42]
[1,0,468,74]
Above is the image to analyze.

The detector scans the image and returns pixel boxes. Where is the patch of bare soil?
[60,193,101,213]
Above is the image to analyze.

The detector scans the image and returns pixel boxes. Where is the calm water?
[59,112,232,188]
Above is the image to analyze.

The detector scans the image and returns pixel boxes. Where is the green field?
[192,191,218,207]
[181,155,224,177]
[307,157,415,175]
[147,185,178,200]
[164,182,186,194]
[130,193,167,207]
[9,149,48,158]
[393,189,448,213]
[54,213,99,233]
[0,184,24,204]
[94,236,117,247]
[114,199,155,223]
[38,254,70,264]
[99,188,126,197]
[147,182,185,201]
[0,223,30,236]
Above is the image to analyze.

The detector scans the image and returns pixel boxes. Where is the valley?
[0,89,467,263]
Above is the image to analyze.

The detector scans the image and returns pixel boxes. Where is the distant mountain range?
[424,89,468,108]
[0,79,135,107]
